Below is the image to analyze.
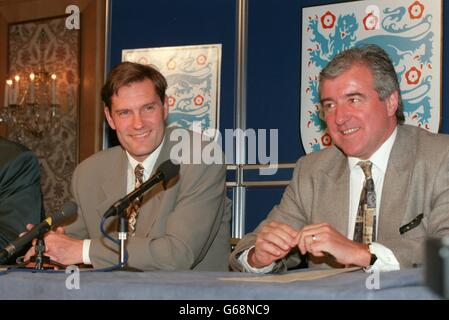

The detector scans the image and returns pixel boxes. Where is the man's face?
[320,64,398,159]
[104,79,168,162]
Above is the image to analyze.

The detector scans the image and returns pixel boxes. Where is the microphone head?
[158,160,180,182]
[50,201,78,226]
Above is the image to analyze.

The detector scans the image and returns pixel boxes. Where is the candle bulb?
[13,75,20,105]
[6,80,13,106]
[29,73,35,104]
[4,80,11,107]
[51,74,57,105]
[3,81,6,107]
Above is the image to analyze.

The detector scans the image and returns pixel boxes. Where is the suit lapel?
[316,149,350,235]
[378,126,414,239]
[137,128,175,235]
[150,127,175,176]
[95,148,128,221]
[136,184,164,236]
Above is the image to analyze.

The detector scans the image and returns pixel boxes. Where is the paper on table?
[219,267,361,283]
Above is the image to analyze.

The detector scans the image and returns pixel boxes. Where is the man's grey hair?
[319,44,405,124]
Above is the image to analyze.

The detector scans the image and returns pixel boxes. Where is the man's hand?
[248,221,299,269]
[23,224,83,266]
[297,223,371,267]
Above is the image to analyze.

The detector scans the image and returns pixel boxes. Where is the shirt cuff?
[82,239,92,265]
[238,246,276,273]
[364,242,400,272]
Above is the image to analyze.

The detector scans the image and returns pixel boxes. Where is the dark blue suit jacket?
[0,138,42,264]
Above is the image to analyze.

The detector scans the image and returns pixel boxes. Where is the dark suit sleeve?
[0,151,42,254]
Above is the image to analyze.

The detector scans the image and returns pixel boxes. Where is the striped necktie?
[125,163,144,236]
[353,160,377,244]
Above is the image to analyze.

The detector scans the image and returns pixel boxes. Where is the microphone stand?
[110,206,141,272]
[118,213,128,268]
[28,231,66,270]
[32,234,46,269]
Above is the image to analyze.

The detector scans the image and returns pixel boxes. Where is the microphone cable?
[99,214,130,267]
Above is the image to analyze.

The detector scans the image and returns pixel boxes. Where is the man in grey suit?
[230,44,449,273]
[0,138,42,264]
[25,62,230,271]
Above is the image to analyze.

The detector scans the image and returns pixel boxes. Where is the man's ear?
[104,107,116,130]
[386,91,399,117]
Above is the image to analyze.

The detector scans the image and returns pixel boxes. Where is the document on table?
[219,267,361,283]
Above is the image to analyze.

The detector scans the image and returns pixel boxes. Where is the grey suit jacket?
[230,125,449,272]
[66,128,231,271]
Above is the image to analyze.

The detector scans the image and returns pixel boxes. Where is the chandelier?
[1,67,60,140]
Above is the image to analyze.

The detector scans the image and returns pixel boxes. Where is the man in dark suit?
[0,138,42,264]
[25,62,231,271]
[230,44,449,273]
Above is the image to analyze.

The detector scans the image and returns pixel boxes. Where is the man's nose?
[133,113,144,129]
[334,103,351,125]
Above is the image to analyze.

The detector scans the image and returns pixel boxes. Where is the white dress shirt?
[347,128,400,272]
[240,128,400,273]
[82,138,164,265]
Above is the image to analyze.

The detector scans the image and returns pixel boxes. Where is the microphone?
[0,201,78,265]
[103,159,180,219]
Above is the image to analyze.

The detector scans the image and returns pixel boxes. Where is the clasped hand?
[22,224,84,268]
[249,221,370,268]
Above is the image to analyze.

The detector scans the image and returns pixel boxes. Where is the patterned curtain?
[8,16,79,215]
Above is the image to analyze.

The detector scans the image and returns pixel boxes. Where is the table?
[0,267,440,300]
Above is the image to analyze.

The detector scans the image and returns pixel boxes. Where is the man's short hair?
[101,61,167,109]
[319,44,405,124]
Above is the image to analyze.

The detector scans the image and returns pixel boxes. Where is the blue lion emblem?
[305,4,436,150]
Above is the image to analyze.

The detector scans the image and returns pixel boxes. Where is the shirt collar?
[347,127,397,174]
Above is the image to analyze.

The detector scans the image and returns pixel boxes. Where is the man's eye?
[349,97,361,103]
[117,110,129,117]
[322,103,335,111]
[143,105,154,112]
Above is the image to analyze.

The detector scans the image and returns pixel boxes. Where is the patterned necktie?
[353,160,377,244]
[125,163,144,236]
